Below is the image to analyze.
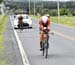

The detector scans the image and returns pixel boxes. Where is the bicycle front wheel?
[44,41,48,58]
[42,43,45,56]
[45,48,48,58]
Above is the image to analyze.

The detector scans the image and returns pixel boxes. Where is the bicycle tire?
[19,23,23,32]
[44,40,48,58]
[42,43,45,56]
[45,48,48,58]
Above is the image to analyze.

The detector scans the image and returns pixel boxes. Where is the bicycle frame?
[19,21,23,32]
[41,29,49,58]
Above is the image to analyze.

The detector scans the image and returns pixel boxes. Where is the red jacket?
[18,16,23,24]
[39,17,51,31]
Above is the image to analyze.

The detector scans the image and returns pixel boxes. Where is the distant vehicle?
[13,14,32,28]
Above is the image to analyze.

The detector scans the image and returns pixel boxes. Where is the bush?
[0,0,3,3]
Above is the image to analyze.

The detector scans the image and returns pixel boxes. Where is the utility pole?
[33,0,35,15]
[0,2,5,14]
[28,0,30,14]
[41,0,43,15]
[57,0,60,23]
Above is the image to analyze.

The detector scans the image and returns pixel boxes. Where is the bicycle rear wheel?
[19,24,23,32]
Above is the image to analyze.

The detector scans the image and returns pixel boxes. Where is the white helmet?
[46,14,49,17]
[42,16,48,23]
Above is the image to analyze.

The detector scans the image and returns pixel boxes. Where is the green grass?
[30,15,40,19]
[50,16,75,27]
[0,14,9,65]
[31,15,75,27]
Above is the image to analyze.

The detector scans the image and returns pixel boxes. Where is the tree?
[73,10,75,16]
[50,9,57,16]
[0,0,3,3]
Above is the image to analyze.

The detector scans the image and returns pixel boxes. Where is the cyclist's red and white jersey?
[39,16,51,31]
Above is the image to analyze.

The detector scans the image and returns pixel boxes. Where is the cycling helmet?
[42,16,48,23]
[46,14,50,18]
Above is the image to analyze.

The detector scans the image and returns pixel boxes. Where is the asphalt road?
[52,22,75,37]
[16,19,75,65]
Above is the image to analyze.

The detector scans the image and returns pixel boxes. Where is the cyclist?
[39,14,51,51]
[18,14,23,28]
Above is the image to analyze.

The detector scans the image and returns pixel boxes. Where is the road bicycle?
[41,27,53,58]
[41,28,49,58]
[18,21,23,33]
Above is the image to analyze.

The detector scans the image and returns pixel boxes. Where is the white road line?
[10,15,30,65]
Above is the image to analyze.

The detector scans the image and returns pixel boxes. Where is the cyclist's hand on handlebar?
[47,27,50,31]
[47,29,50,31]
[42,29,44,31]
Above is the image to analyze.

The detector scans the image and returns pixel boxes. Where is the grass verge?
[0,14,9,65]
[50,16,75,27]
